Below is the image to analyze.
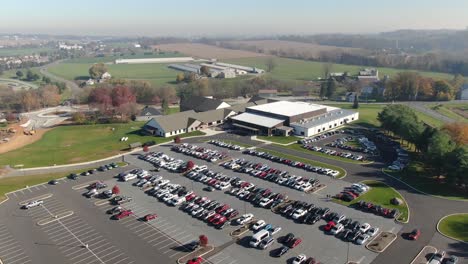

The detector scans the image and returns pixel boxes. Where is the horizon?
[1,0,468,36]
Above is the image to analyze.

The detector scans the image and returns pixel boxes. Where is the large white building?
[230,100,359,137]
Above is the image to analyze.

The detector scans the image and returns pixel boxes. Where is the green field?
[334,180,409,222]
[165,106,180,115]
[438,214,468,242]
[0,122,204,168]
[324,103,385,128]
[429,103,468,122]
[224,57,454,81]
[65,52,185,64]
[48,62,179,86]
[0,47,55,57]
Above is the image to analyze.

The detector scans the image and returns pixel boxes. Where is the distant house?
[258,89,278,97]
[101,72,112,80]
[142,108,235,137]
[218,69,236,79]
[85,79,95,86]
[357,68,379,84]
[136,106,162,121]
[180,96,231,112]
[461,84,468,100]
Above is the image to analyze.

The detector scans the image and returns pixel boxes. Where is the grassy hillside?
[224,57,454,81]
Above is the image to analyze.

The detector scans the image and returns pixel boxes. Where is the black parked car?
[273,246,289,257]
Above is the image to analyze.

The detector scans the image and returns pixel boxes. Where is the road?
[20,106,83,130]
[39,60,81,97]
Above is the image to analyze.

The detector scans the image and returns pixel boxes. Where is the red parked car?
[213,216,227,225]
[209,214,222,223]
[288,237,302,248]
[408,229,421,240]
[215,204,229,214]
[324,221,336,232]
[144,214,157,221]
[187,257,203,264]
[114,210,133,220]
[185,193,196,201]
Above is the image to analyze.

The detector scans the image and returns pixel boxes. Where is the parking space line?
[96,248,119,259]
[7,255,30,264]
[169,250,183,258]
[112,257,130,264]
[152,237,171,246]
[0,241,18,250]
[104,253,125,263]
[146,234,164,243]
[136,229,156,237]
[68,249,93,260]
[0,238,15,247]
[156,222,173,229]
[2,247,23,257]
[72,253,97,264]
[158,242,177,250]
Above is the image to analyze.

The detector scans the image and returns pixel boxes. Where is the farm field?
[48,62,180,85]
[0,122,204,168]
[0,46,55,56]
[156,43,266,59]
[224,57,454,81]
[226,40,370,57]
[64,51,185,64]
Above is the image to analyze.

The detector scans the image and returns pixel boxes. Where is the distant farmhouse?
[169,61,264,79]
[136,106,162,121]
[59,43,83,50]
[357,68,379,84]
[180,96,231,112]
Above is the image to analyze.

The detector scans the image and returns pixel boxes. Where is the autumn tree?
[20,90,40,112]
[200,66,210,76]
[39,85,61,107]
[442,122,468,146]
[176,73,185,83]
[89,63,108,79]
[88,87,112,112]
[433,80,454,101]
[71,112,86,124]
[158,86,177,103]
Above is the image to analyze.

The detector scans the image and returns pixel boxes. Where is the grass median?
[333,180,409,222]
[438,214,468,242]
[256,148,347,179]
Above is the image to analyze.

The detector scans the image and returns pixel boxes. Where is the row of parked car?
[227,184,288,209]
[138,151,194,173]
[356,200,401,219]
[171,143,229,163]
[278,200,329,225]
[323,216,379,245]
[301,145,365,161]
[67,162,119,181]
[242,149,340,177]
[208,140,243,150]
[221,158,322,193]
[334,183,371,202]
[297,130,345,145]
[185,165,233,191]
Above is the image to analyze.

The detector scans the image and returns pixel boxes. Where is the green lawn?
[257,135,301,145]
[325,103,385,128]
[0,168,95,202]
[438,214,468,242]
[165,106,180,115]
[256,148,346,179]
[0,47,56,57]
[334,180,409,222]
[0,123,204,168]
[224,57,454,81]
[282,144,369,164]
[65,52,185,64]
[48,62,180,86]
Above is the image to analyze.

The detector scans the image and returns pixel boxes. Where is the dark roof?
[248,95,269,105]
[227,102,256,113]
[139,106,162,116]
[144,109,234,132]
[180,96,228,112]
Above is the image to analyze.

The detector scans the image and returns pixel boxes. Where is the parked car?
[144,214,157,221]
[445,255,459,264]
[185,241,199,251]
[288,238,302,248]
[107,206,123,215]
[292,254,307,264]
[22,200,43,209]
[273,246,289,257]
[114,210,133,220]
[408,229,421,240]
[48,179,59,185]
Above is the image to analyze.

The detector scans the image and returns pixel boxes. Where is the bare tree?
[321,63,334,79]
[265,57,277,72]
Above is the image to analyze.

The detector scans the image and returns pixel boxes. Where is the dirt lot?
[156,43,266,59]
[0,124,49,155]
[225,40,370,58]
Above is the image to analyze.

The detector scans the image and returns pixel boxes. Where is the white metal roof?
[230,112,285,128]
[247,101,331,117]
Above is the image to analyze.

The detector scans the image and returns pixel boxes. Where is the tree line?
[378,105,467,190]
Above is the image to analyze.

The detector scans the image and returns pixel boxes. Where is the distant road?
[40,60,81,97]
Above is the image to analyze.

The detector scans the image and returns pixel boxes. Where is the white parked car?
[252,220,266,231]
[359,223,371,233]
[236,213,254,225]
[330,224,344,235]
[292,254,307,264]
[259,198,273,208]
[356,234,370,245]
[292,209,307,220]
[366,227,379,237]
[22,200,43,209]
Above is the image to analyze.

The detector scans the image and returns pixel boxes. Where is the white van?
[249,229,270,248]
[122,173,137,182]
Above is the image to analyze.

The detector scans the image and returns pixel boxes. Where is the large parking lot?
[0,142,402,264]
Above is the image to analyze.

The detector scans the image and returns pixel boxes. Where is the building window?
[318,129,321,132]
[340,121,343,124]
[329,125,332,128]
[301,132,304,135]
[334,124,337,127]
[352,118,354,120]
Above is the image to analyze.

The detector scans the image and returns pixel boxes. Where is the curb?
[436,213,468,244]
[410,246,437,264]
[381,169,468,202]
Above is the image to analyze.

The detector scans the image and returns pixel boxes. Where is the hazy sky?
[2,0,468,36]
